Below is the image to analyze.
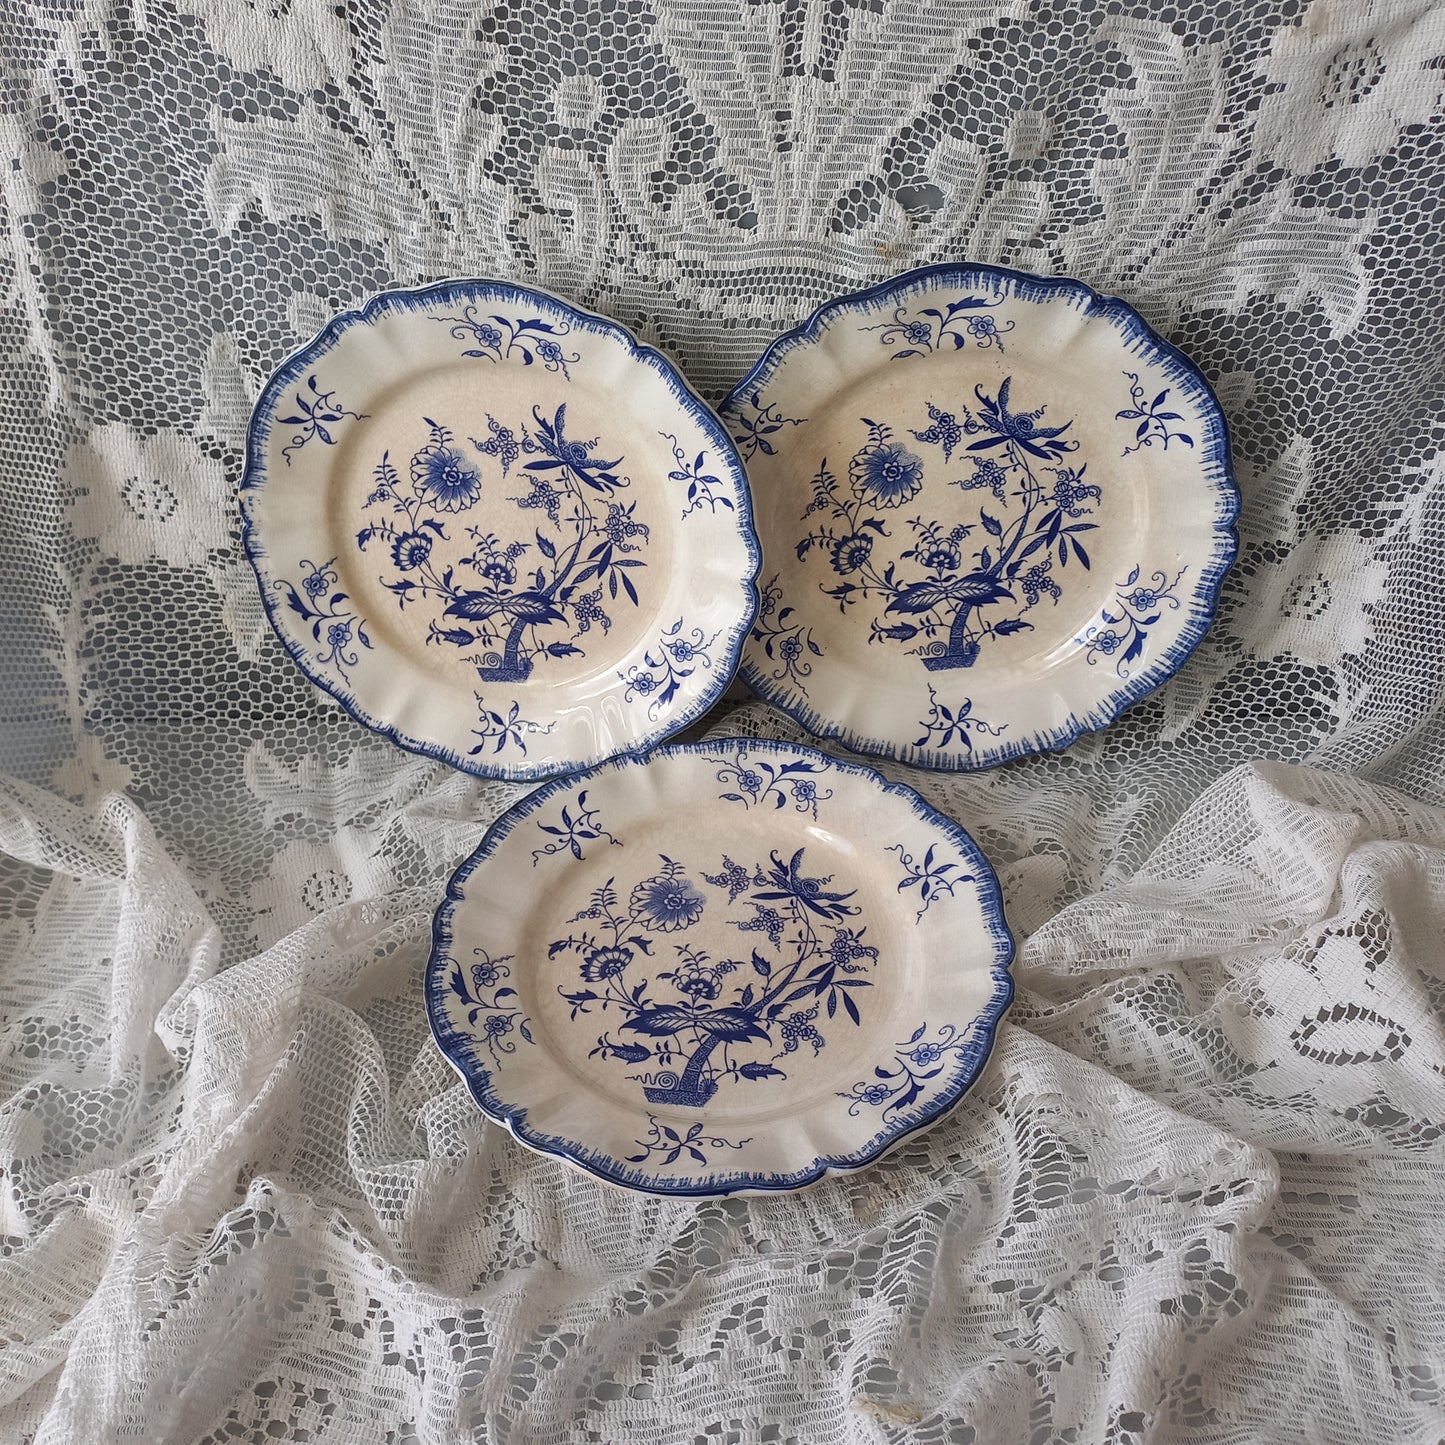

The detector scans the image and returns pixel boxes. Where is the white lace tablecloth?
[2,2,1444,1441]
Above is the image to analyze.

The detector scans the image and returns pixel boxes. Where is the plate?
[242,280,759,781]
[425,738,1014,1196]
[720,264,1239,770]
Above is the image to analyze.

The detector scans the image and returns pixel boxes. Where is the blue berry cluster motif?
[552,848,878,1111]
[357,406,649,686]
[794,376,1098,675]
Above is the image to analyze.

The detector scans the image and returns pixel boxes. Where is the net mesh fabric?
[1,0,1444,1440]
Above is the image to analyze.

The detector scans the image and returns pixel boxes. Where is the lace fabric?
[2,0,1444,1440]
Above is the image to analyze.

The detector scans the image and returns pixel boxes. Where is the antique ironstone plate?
[242,280,759,781]
[426,739,1014,1196]
[721,264,1239,771]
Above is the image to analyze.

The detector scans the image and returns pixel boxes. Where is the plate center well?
[330,361,675,690]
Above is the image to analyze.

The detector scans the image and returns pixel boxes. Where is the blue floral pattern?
[706,748,834,819]
[722,389,805,460]
[625,1117,752,1168]
[862,296,1015,358]
[663,432,734,520]
[437,308,580,377]
[914,685,1006,754]
[748,574,821,691]
[1080,566,1187,677]
[469,695,555,758]
[1116,373,1196,456]
[446,950,533,1063]
[794,377,1097,678]
[276,375,368,464]
[531,788,620,866]
[357,407,649,685]
[839,1022,976,1118]
[619,619,721,720]
[274,558,373,681]
[554,847,878,1110]
[888,841,974,922]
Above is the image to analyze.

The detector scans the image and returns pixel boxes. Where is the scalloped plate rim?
[240,277,762,783]
[721,261,1241,772]
[424,737,1016,1197]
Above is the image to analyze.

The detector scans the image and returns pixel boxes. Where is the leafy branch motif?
[531,788,620,866]
[914,685,1006,753]
[862,295,1015,358]
[1079,565,1186,677]
[724,389,805,460]
[802,378,1096,673]
[625,1117,752,1168]
[436,308,580,377]
[749,573,822,693]
[663,432,733,519]
[839,1022,972,1118]
[358,406,648,686]
[277,375,368,464]
[555,848,877,1110]
[448,950,533,1062]
[707,749,834,820]
[619,619,721,720]
[469,695,555,758]
[1116,373,1195,456]
[275,558,372,680]
[888,841,975,922]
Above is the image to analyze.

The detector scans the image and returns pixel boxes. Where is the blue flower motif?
[581,945,633,982]
[484,1012,513,1038]
[1093,629,1122,654]
[471,960,502,989]
[668,638,696,662]
[630,868,706,932]
[830,532,873,574]
[391,531,433,571]
[479,558,516,585]
[302,569,329,598]
[412,444,484,512]
[1125,587,1159,609]
[903,321,932,346]
[828,927,879,973]
[918,542,960,572]
[326,621,352,649]
[910,403,969,462]
[908,1041,944,1064]
[672,963,721,1000]
[854,440,925,508]
[779,635,804,663]
[475,324,504,351]
[860,1082,892,1105]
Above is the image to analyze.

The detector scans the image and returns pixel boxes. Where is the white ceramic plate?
[242,281,759,780]
[721,264,1238,770]
[426,739,1014,1196]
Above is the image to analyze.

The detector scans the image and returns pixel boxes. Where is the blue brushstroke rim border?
[240,278,761,783]
[424,737,1016,1197]
[720,262,1241,772]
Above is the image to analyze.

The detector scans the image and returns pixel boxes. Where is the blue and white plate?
[426,739,1014,1196]
[721,264,1239,770]
[242,281,759,780]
